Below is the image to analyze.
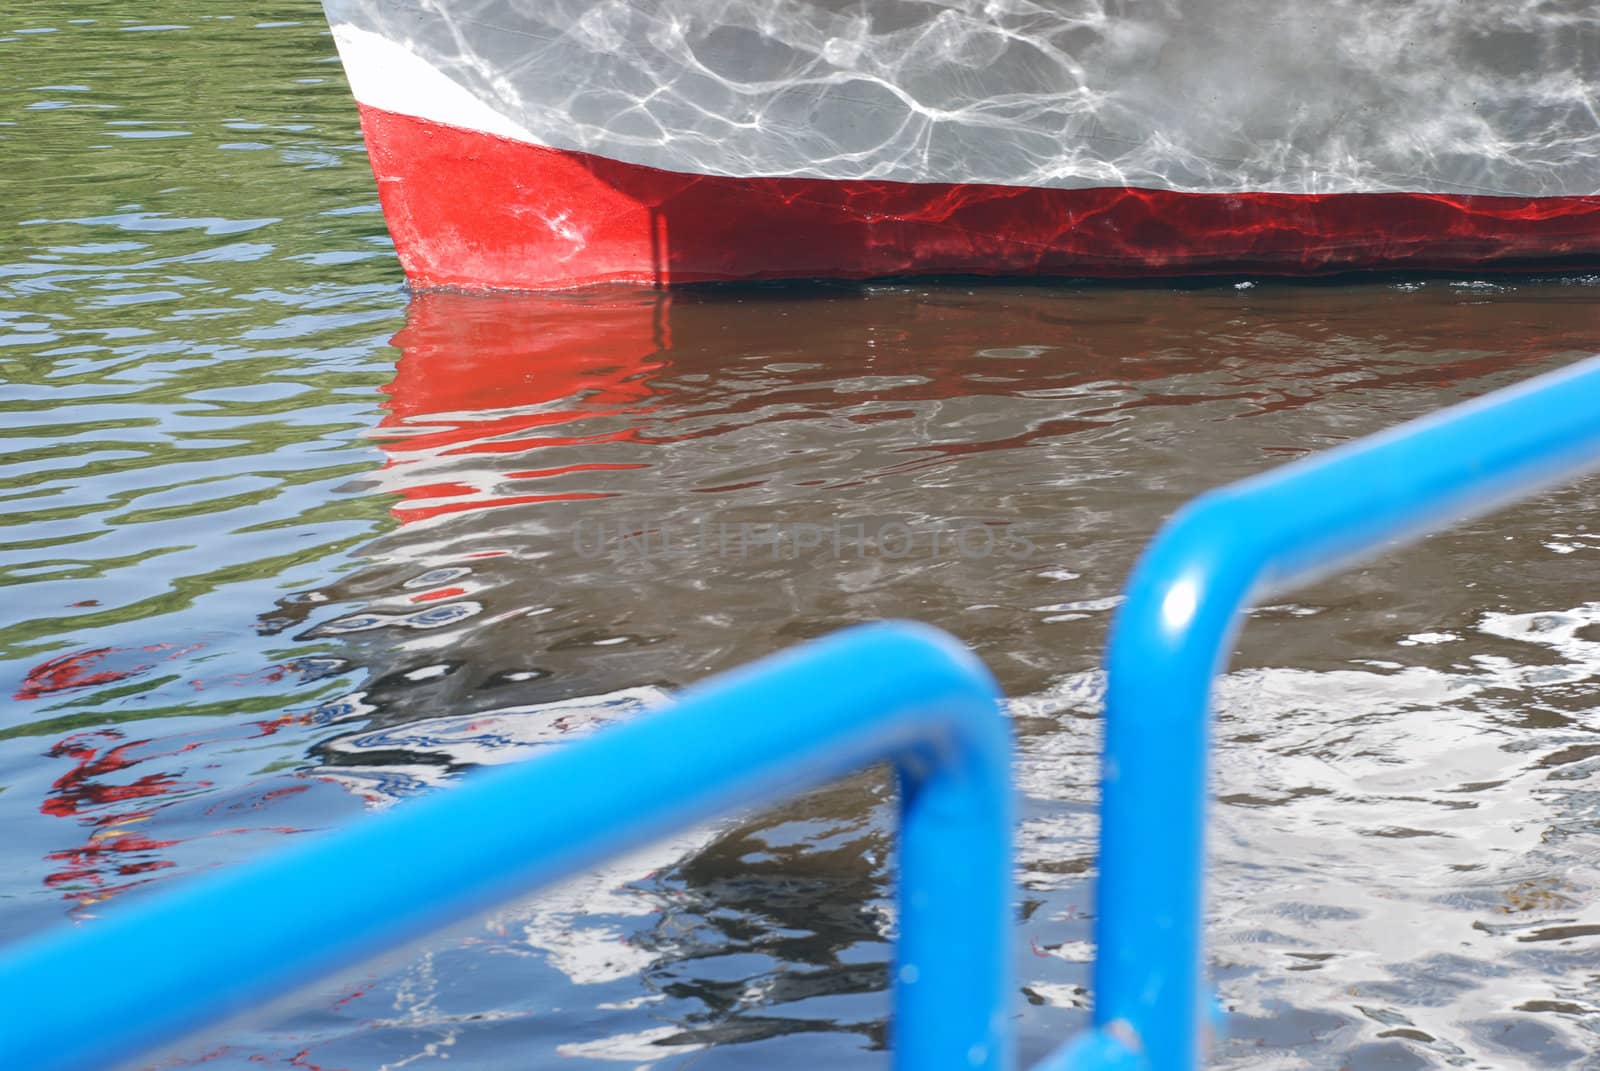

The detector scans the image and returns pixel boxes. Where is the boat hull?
[327,1,1600,290]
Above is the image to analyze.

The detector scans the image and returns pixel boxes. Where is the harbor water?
[3,7,1599,1069]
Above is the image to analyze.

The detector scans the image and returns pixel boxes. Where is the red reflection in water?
[376,291,669,522]
[371,284,1598,519]
[37,718,323,908]
[15,642,201,701]
[40,728,206,905]
[408,586,466,603]
[42,730,202,819]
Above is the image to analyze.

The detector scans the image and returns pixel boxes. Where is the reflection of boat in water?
[318,278,1600,766]
[20,279,1600,926]
[322,0,1600,289]
[16,282,1600,1065]
[374,292,668,523]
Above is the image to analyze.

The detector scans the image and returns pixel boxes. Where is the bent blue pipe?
[1090,356,1600,1070]
[0,622,1013,1071]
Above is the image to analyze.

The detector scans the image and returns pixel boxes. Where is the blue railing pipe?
[1090,356,1600,1070]
[0,622,1013,1071]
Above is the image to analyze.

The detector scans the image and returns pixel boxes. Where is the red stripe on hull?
[358,105,1600,291]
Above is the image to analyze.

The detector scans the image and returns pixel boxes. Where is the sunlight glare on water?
[3,5,1600,1070]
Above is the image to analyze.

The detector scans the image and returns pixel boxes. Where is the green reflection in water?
[1,2,406,741]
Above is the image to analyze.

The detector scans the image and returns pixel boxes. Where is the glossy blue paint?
[0,622,1012,1071]
[1089,356,1600,1070]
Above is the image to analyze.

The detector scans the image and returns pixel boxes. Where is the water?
[4,6,1600,1069]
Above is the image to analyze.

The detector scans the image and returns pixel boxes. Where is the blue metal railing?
[5,357,1600,1071]
[1048,355,1600,1071]
[0,623,1012,1071]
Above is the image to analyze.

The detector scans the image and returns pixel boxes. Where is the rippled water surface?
[4,7,1600,1070]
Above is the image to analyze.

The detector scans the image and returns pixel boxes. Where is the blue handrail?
[0,623,1013,1071]
[1053,355,1600,1071]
